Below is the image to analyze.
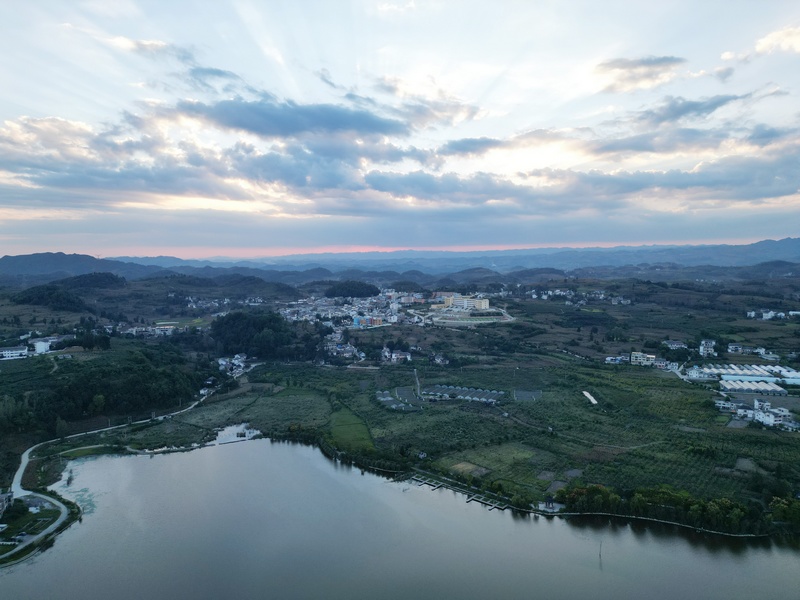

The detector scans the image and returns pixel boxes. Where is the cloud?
[596,56,687,92]
[181,66,243,93]
[589,128,729,155]
[746,124,797,147]
[722,26,800,64]
[174,98,410,138]
[714,66,735,82]
[530,144,800,203]
[372,75,480,127]
[634,94,746,126]
[316,68,344,90]
[111,37,196,64]
[437,130,569,157]
[2,29,798,253]
[755,26,800,54]
[439,137,505,156]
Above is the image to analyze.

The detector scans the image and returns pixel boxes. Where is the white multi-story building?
[443,295,489,310]
[1,346,28,360]
[630,352,656,366]
[699,339,717,357]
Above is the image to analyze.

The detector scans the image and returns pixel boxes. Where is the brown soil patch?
[451,461,491,477]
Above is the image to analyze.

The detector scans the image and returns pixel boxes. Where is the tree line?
[556,484,774,535]
[210,311,329,360]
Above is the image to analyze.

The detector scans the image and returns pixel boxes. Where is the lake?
[1,439,799,599]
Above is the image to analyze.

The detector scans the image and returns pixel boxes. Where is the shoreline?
[1,437,787,569]
[404,468,775,540]
[3,419,792,568]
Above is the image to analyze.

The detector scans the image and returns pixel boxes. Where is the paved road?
[3,363,258,564]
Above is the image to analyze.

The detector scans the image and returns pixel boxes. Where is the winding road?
[3,363,262,564]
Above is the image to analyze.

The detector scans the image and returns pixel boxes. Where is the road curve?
[3,364,258,565]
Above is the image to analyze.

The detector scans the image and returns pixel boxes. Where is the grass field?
[329,406,374,452]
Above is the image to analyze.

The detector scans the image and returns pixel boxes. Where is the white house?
[699,339,717,357]
[630,352,656,366]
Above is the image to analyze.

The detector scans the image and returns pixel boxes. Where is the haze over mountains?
[112,237,800,273]
[1,237,799,289]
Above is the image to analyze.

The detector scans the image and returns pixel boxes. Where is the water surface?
[1,439,798,599]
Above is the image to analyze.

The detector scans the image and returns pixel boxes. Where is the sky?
[2,1,800,259]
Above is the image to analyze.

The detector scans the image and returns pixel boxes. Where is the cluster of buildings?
[687,363,800,383]
[528,288,632,307]
[746,309,800,320]
[714,399,798,431]
[420,385,505,405]
[381,347,412,363]
[280,292,404,328]
[119,324,178,337]
[604,351,678,370]
[0,334,76,360]
[726,343,768,356]
[605,337,741,369]
[687,363,800,398]
[217,354,247,375]
[185,296,233,310]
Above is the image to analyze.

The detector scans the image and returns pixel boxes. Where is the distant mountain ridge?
[110,237,800,273]
[2,238,799,289]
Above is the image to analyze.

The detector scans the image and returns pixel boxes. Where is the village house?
[382,347,412,363]
[699,339,717,357]
[662,340,687,350]
[717,398,799,431]
[630,351,656,366]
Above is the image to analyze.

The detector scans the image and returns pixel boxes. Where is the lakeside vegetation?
[2,269,800,539]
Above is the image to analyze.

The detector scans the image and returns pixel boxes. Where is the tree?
[56,417,68,441]
[89,394,106,415]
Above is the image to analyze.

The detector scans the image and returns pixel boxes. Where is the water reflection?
[1,439,798,600]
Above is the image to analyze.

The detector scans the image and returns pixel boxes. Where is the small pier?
[410,473,507,511]
[410,475,443,490]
